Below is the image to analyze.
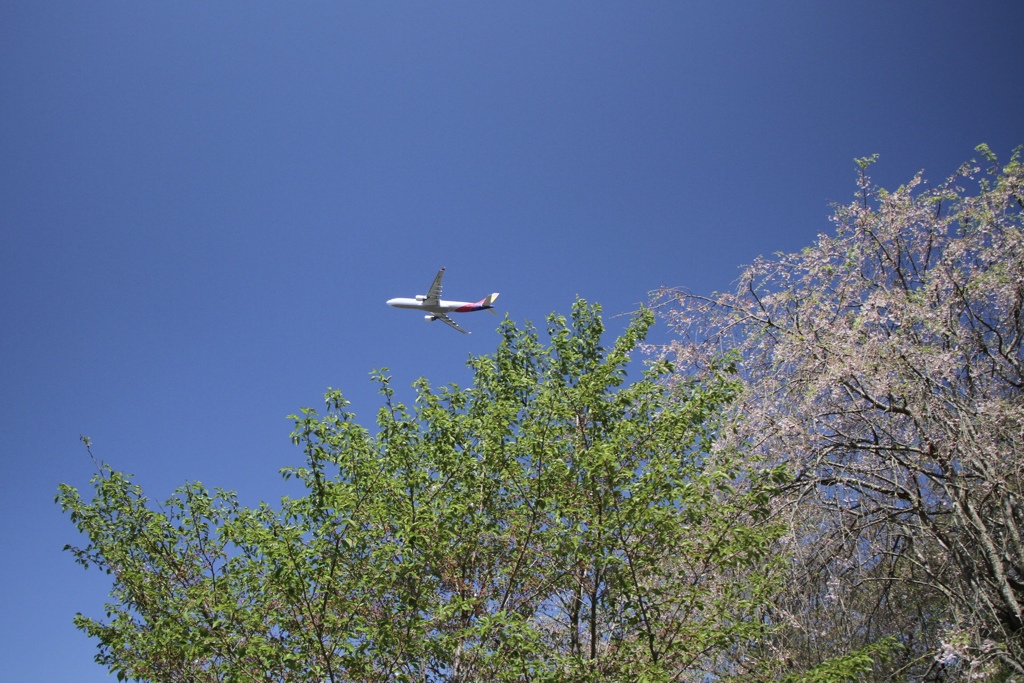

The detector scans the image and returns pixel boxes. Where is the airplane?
[386,267,499,334]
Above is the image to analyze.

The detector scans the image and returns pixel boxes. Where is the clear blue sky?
[1,2,1021,679]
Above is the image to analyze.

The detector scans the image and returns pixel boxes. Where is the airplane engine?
[425,315,437,322]
[415,295,427,301]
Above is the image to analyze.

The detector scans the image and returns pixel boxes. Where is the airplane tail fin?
[485,292,500,314]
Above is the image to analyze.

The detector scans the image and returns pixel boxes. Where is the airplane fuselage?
[386,298,493,315]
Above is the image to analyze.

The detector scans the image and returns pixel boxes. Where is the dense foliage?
[63,147,1023,682]
[653,146,1024,680]
[60,302,785,682]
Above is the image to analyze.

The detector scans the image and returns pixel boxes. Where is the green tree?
[60,301,784,682]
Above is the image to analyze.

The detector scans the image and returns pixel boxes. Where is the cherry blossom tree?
[652,146,1024,680]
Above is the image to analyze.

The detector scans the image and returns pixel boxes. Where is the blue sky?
[1,2,1021,680]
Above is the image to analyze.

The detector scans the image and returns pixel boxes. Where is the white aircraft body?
[386,267,499,334]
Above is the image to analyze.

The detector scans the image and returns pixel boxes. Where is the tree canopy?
[62,146,1024,682]
[653,145,1024,680]
[60,301,784,683]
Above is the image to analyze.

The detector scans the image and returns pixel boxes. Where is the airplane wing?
[425,267,445,305]
[436,313,469,334]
